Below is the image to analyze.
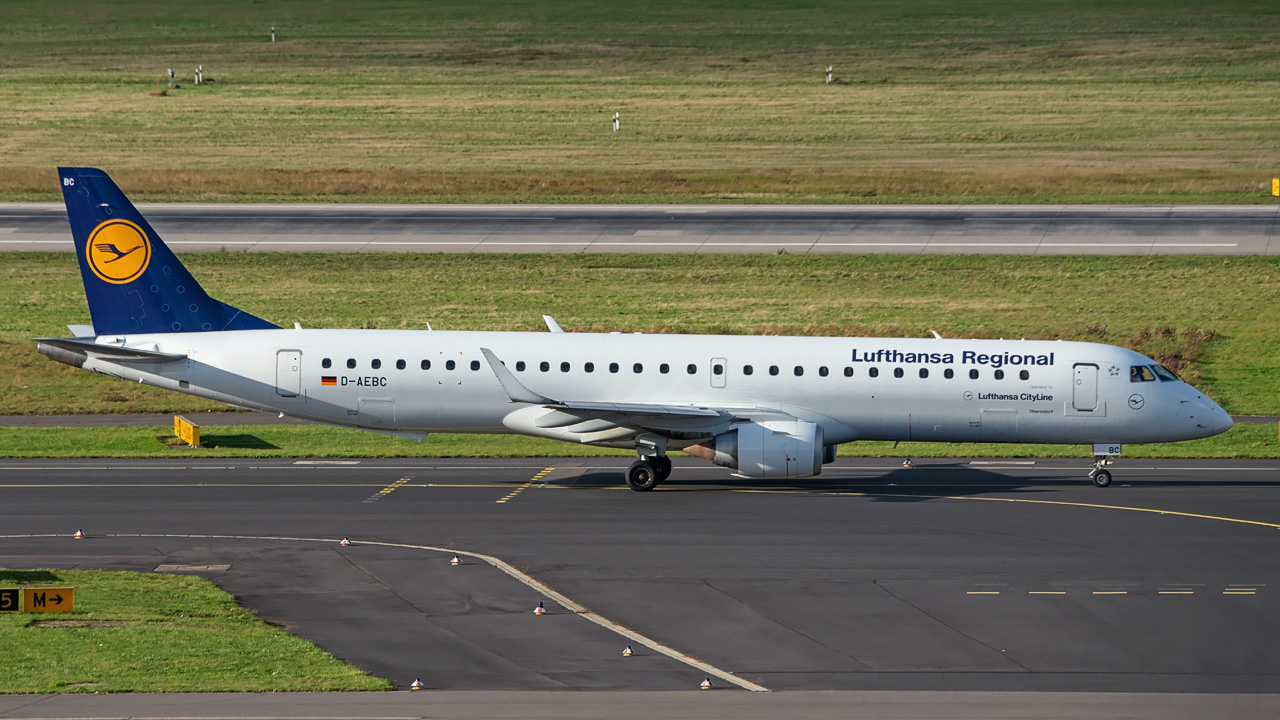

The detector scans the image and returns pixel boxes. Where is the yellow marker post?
[174,415,200,448]
[1273,178,1279,197]
[22,587,74,612]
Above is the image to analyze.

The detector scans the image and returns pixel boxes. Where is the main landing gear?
[626,456,672,492]
[1088,455,1112,488]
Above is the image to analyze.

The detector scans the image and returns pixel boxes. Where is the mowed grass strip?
[3,253,1277,419]
[1,0,1278,203]
[0,569,391,693]
[0,422,1274,459]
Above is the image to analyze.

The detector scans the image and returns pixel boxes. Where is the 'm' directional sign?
[22,587,74,612]
[0,588,18,612]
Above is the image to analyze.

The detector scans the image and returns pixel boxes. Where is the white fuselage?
[75,329,1232,447]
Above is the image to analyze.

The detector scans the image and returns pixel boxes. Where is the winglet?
[480,348,552,404]
[543,315,564,333]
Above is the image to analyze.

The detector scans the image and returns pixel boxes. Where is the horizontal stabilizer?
[34,337,187,364]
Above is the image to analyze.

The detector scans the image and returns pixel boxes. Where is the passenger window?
[396,359,406,370]
[515,361,526,372]
[819,366,829,377]
[969,369,979,380]
[322,358,332,369]
[869,367,879,378]
[633,363,643,374]
[347,358,356,369]
[371,359,381,370]
[994,369,1005,380]
[944,368,954,379]
[687,364,697,375]
[893,367,903,378]
[769,365,779,376]
[471,360,480,371]
[1020,369,1029,381]
[660,363,670,374]
[744,365,754,376]
[421,359,431,370]
[446,360,456,371]
[919,368,928,379]
[1130,366,1156,382]
[561,362,570,372]
[540,361,550,372]
[843,367,853,377]
[585,362,595,373]
[794,366,804,377]
[610,363,619,373]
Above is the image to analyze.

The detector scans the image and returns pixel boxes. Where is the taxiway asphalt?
[2,203,1277,254]
[2,456,1279,703]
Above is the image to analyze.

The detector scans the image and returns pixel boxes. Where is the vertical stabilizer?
[57,167,278,335]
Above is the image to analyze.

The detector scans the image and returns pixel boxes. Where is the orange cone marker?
[73,529,84,539]
[450,555,461,566]
[340,537,351,547]
[410,678,424,690]
[902,458,913,468]
[622,645,634,657]
[534,601,546,615]
[700,678,713,690]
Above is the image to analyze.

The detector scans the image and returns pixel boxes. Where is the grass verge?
[0,569,391,693]
[0,423,1274,459]
[4,253,1277,417]
[1,1,1278,203]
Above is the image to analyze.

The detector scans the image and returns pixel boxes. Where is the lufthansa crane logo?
[86,219,151,284]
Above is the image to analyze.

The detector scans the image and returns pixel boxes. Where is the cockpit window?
[1151,364,1179,382]
[1130,366,1156,382]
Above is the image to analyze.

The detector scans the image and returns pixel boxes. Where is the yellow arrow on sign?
[23,587,74,612]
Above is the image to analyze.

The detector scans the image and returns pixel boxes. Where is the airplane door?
[275,350,301,397]
[1073,363,1098,411]
[710,358,727,388]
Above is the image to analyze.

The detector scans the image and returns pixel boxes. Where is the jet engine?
[686,420,824,479]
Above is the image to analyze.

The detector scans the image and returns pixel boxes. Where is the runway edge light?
[534,601,546,615]
[410,678,424,690]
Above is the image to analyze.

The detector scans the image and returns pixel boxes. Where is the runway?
[3,456,1280,717]
[2,203,1277,254]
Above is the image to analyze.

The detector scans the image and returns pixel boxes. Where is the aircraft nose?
[1212,405,1234,434]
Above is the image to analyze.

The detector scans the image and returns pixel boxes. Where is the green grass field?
[2,1,1278,203]
[5,253,1277,421]
[0,569,390,693]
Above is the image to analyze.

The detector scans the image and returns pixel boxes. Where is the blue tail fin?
[58,167,279,335]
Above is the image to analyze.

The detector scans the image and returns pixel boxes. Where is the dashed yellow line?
[1093,591,1128,595]
[496,467,554,504]
[966,591,1000,595]
[1158,590,1194,595]
[1028,591,1066,595]
[363,477,409,503]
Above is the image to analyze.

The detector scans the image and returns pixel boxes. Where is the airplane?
[37,167,1234,491]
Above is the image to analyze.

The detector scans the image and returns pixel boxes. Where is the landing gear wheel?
[626,460,659,492]
[652,457,672,484]
[1092,469,1112,488]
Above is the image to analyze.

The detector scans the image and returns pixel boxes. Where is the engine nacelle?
[691,420,824,479]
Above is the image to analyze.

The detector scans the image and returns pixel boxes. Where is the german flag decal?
[321,376,337,386]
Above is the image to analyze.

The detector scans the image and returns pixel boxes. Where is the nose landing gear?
[1088,455,1112,488]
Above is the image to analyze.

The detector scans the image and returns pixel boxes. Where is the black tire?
[626,460,659,492]
[1092,469,1112,488]
[653,457,672,483]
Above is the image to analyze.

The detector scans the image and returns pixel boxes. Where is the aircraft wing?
[480,347,734,441]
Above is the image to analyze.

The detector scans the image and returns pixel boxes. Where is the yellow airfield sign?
[0,588,18,612]
[22,587,74,612]
[174,415,200,447]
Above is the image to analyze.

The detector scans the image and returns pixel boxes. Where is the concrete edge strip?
[5,532,770,694]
